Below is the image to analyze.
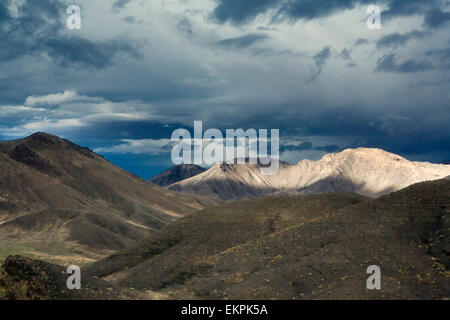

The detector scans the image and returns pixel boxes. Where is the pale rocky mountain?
[169,148,450,200]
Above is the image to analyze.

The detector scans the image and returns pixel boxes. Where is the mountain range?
[0,132,449,300]
[167,148,450,200]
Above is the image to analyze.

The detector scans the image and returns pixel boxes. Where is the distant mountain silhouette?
[150,165,206,187]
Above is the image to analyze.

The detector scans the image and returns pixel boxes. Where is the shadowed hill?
[0,132,217,256]
[149,164,206,187]
[86,179,450,300]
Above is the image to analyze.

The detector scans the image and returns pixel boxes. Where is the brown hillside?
[87,179,450,300]
[0,133,216,259]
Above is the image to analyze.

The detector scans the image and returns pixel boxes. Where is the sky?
[0,0,449,179]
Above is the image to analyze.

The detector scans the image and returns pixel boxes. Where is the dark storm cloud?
[211,0,279,24]
[314,47,332,67]
[222,106,379,140]
[340,48,357,68]
[376,30,428,49]
[314,144,342,153]
[212,102,450,162]
[211,0,447,27]
[177,17,194,40]
[408,78,450,89]
[216,34,270,49]
[55,120,181,141]
[249,47,304,57]
[276,107,450,162]
[44,37,142,69]
[0,0,65,61]
[113,0,132,12]
[211,0,372,24]
[365,129,450,163]
[354,38,369,47]
[0,1,10,23]
[375,54,434,73]
[423,7,450,29]
[0,0,141,69]
[425,48,450,62]
[122,16,142,24]
[308,46,331,82]
[281,141,313,152]
[247,47,278,57]
[257,26,278,31]
[273,0,372,22]
[381,0,441,19]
